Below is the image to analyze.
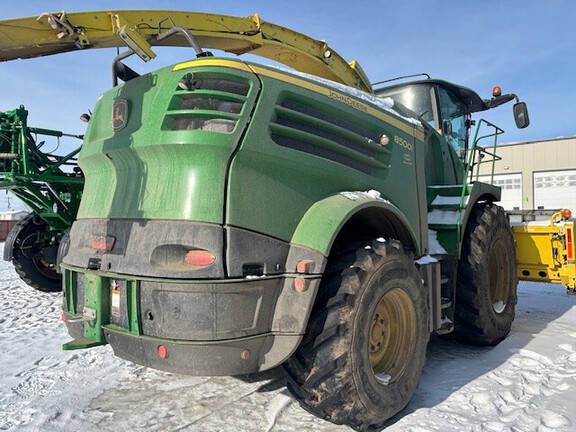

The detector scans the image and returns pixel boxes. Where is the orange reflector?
[562,209,572,219]
[184,250,216,267]
[158,345,168,359]
[492,86,502,97]
[567,228,574,260]
[89,234,115,251]
[296,260,312,273]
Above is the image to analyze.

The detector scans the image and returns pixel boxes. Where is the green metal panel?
[126,279,140,335]
[63,268,78,314]
[226,66,425,249]
[82,273,110,343]
[76,58,425,254]
[77,60,260,223]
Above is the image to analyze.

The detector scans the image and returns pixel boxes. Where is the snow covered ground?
[1,246,575,432]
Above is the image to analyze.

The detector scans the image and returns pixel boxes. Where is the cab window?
[438,87,467,152]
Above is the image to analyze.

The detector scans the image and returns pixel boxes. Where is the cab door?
[434,86,468,185]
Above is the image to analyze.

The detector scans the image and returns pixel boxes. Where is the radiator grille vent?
[270,97,391,174]
[163,76,250,133]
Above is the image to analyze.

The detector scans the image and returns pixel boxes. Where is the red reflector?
[294,277,307,292]
[61,312,66,321]
[184,250,216,267]
[567,228,574,260]
[89,234,115,251]
[158,345,168,359]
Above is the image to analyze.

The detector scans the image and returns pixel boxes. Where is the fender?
[290,191,420,257]
[460,181,501,239]
[3,212,33,261]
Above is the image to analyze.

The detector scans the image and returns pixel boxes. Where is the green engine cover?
[77,58,428,255]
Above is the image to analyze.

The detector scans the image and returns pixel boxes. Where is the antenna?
[372,73,431,87]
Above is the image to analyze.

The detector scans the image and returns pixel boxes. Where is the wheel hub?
[368,288,417,385]
[489,238,511,314]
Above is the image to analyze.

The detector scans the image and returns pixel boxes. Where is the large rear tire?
[284,239,429,431]
[454,203,517,346]
[11,213,61,292]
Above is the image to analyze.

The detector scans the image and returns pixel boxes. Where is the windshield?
[376,84,436,128]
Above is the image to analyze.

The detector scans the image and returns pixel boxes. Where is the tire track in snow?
[92,367,348,432]
[388,336,576,432]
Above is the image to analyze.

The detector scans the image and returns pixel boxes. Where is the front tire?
[454,203,517,345]
[284,239,429,431]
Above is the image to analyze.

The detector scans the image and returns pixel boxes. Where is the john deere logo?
[112,99,128,131]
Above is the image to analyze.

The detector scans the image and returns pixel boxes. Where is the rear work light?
[184,249,216,267]
[89,234,115,251]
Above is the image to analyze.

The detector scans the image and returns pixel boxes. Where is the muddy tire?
[454,203,517,346]
[284,239,429,431]
[11,214,61,292]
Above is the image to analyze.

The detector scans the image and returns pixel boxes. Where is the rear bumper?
[61,267,321,375]
[104,327,301,375]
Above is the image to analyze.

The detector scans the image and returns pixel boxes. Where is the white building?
[477,136,576,211]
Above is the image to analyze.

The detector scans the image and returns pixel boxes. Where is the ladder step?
[429,223,459,231]
[435,319,454,335]
[441,297,452,309]
[0,153,20,159]
[62,337,105,351]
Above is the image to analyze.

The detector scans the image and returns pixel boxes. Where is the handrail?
[467,118,505,184]
[455,118,505,240]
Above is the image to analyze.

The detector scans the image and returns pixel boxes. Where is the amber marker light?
[492,86,502,97]
[296,260,312,273]
[184,249,216,267]
[562,209,572,219]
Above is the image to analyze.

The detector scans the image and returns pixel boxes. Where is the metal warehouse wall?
[477,136,576,210]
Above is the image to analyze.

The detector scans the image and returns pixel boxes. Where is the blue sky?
[1,0,575,209]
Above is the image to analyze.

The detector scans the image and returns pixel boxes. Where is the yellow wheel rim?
[489,239,511,314]
[368,288,417,385]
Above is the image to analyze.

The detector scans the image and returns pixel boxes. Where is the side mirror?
[442,120,452,135]
[513,102,530,129]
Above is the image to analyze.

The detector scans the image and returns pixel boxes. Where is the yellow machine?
[514,209,576,293]
[0,10,371,92]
